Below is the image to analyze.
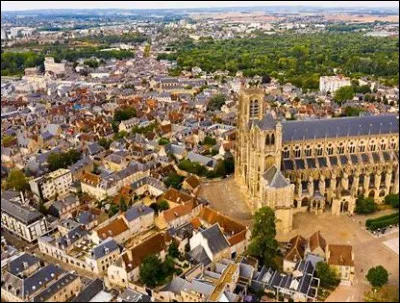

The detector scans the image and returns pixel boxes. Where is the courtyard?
[278,210,399,302]
[198,177,253,225]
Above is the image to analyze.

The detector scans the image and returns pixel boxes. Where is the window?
[295,147,301,158]
[266,134,270,145]
[327,144,334,155]
[316,145,323,156]
[305,145,312,157]
[380,143,386,150]
[338,143,344,154]
[249,99,259,119]
[370,143,376,152]
[391,141,397,149]
[283,148,290,159]
[348,145,356,153]
[359,143,366,152]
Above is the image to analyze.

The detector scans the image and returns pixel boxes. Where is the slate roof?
[282,114,398,142]
[124,204,154,222]
[119,288,152,302]
[1,198,43,224]
[201,224,230,255]
[253,113,277,130]
[92,237,119,260]
[188,245,212,266]
[263,165,291,188]
[8,253,40,276]
[32,273,79,302]
[72,279,104,302]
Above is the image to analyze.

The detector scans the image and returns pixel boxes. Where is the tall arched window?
[271,134,275,145]
[249,99,259,119]
[266,134,270,145]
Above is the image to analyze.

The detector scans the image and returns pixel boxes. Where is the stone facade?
[235,86,399,233]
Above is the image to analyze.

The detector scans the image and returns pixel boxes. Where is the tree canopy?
[248,207,278,267]
[366,266,389,288]
[47,149,81,172]
[355,196,377,214]
[315,261,340,287]
[169,33,399,88]
[334,86,354,103]
[384,194,399,208]
[5,169,30,192]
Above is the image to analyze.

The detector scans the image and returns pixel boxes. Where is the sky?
[2,1,399,11]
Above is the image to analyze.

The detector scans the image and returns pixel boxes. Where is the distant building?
[44,57,66,76]
[1,28,7,40]
[1,253,81,302]
[29,168,73,202]
[1,192,49,243]
[319,75,351,93]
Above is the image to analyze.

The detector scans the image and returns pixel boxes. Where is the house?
[1,193,49,243]
[326,244,355,284]
[107,232,171,287]
[1,253,81,302]
[48,195,80,219]
[29,168,73,202]
[181,175,200,193]
[188,224,231,265]
[38,229,120,276]
[284,235,307,273]
[158,199,203,229]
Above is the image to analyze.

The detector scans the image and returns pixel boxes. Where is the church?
[235,87,399,233]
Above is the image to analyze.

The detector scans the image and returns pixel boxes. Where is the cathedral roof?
[254,113,277,130]
[282,114,398,142]
[263,165,290,188]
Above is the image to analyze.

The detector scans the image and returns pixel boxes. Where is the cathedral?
[235,87,399,233]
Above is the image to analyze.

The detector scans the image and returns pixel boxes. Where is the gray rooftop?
[201,224,230,255]
[282,114,399,142]
[1,198,43,224]
[124,204,154,222]
[91,237,119,260]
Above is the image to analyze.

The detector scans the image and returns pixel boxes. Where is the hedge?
[366,212,399,228]
[366,212,399,231]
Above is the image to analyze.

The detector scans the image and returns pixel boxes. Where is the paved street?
[277,210,399,302]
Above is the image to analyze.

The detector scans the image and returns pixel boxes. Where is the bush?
[384,194,399,208]
[355,196,377,214]
[366,266,389,288]
[366,212,399,231]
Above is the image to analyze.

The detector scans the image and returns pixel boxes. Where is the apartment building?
[1,192,49,243]
[29,168,73,202]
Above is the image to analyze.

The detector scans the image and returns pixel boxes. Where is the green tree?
[158,200,170,211]
[207,94,227,111]
[334,86,354,104]
[144,43,151,58]
[248,207,278,267]
[343,106,363,117]
[139,255,162,287]
[355,196,377,214]
[168,241,181,259]
[203,136,217,146]
[158,137,170,145]
[384,194,399,208]
[98,137,112,149]
[164,172,184,190]
[162,256,175,276]
[315,261,339,287]
[366,266,389,288]
[6,169,29,192]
